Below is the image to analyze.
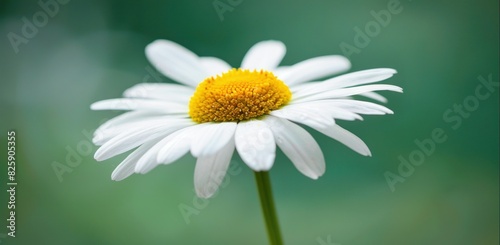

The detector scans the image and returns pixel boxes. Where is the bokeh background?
[0,0,498,244]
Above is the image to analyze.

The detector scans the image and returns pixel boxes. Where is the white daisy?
[91,40,402,198]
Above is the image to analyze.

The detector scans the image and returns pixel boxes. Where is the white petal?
[194,139,235,198]
[241,40,286,70]
[91,98,187,113]
[111,139,160,181]
[190,122,237,157]
[272,102,371,155]
[94,119,193,161]
[133,126,197,174]
[287,99,392,120]
[264,116,325,179]
[145,40,207,87]
[200,57,232,77]
[270,105,335,129]
[293,84,403,103]
[359,92,388,103]
[273,66,289,74]
[293,68,397,99]
[289,81,319,93]
[95,110,164,133]
[324,107,363,121]
[325,68,396,89]
[314,124,371,156]
[123,83,194,104]
[94,115,190,146]
[133,136,173,174]
[235,120,276,171]
[276,55,351,86]
[156,124,205,164]
[316,99,394,115]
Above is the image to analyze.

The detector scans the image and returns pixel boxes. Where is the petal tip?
[90,102,100,110]
[94,151,104,161]
[195,189,213,199]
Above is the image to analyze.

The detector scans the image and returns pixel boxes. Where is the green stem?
[254,171,283,245]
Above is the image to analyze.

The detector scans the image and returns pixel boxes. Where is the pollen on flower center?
[189,68,292,123]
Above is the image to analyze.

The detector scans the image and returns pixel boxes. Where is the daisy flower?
[91,40,402,198]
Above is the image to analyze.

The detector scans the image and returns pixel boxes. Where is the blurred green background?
[0,0,498,244]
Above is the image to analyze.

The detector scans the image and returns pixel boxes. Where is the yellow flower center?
[189,68,292,123]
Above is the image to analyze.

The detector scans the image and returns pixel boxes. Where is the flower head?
[91,40,402,198]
